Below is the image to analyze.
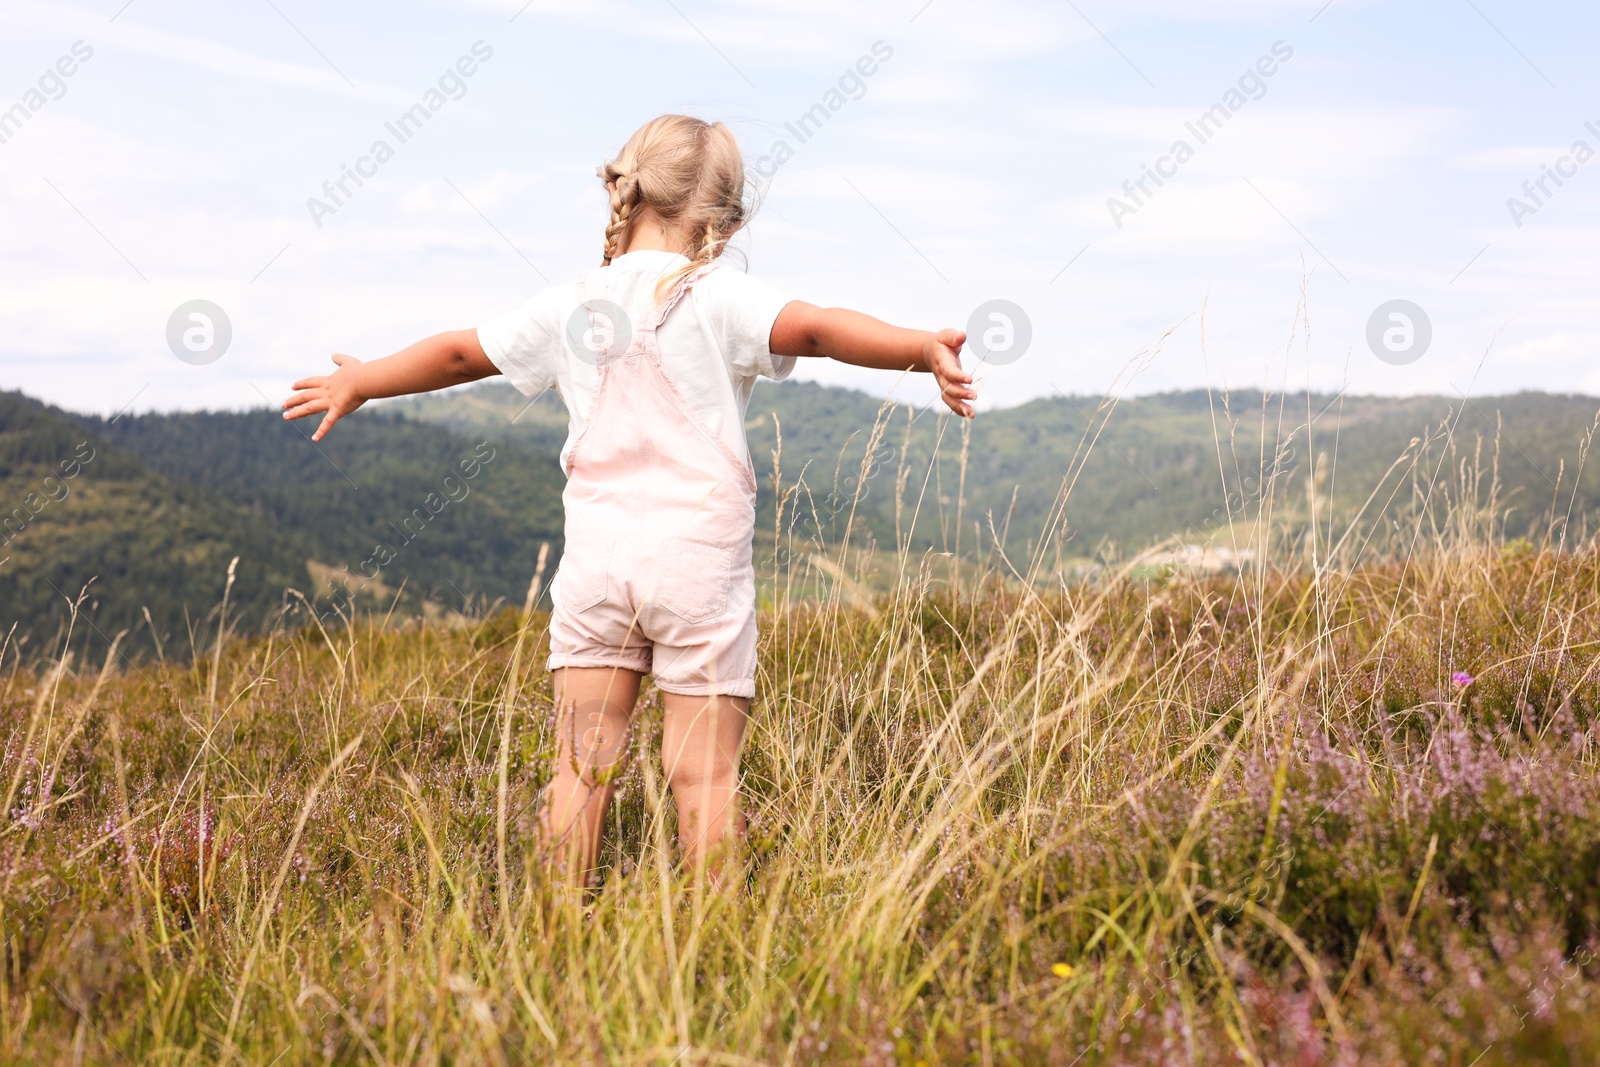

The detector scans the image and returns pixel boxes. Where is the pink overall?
[547,267,760,698]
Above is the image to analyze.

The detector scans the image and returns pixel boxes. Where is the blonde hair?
[598,114,747,302]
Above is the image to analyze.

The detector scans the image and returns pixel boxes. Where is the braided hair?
[597,115,748,302]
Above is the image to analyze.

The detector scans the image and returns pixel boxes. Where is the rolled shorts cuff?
[653,677,756,699]
[547,654,755,699]
[547,651,651,675]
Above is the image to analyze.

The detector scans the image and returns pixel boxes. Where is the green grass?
[6,393,1600,1064]
[6,547,1600,1062]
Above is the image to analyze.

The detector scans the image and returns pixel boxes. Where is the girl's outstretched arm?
[768,302,975,418]
[281,329,499,441]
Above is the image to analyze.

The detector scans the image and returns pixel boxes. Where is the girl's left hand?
[924,329,976,418]
[282,353,367,441]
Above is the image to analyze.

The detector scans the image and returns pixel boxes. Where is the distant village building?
[1148,544,1257,574]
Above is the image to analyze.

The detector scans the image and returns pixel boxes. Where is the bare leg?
[541,666,643,881]
[661,691,749,882]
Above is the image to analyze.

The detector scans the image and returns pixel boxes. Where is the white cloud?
[443,0,1073,62]
[1081,0,1330,16]
[3,0,1599,417]
[1452,145,1573,169]
[3,0,413,103]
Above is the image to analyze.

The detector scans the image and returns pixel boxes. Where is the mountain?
[1,392,565,661]
[6,379,1599,663]
[85,406,565,606]
[389,380,1600,561]
[0,392,307,663]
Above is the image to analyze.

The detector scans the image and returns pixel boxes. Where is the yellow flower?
[1051,962,1074,978]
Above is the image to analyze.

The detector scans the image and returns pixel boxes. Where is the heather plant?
[3,379,1600,1065]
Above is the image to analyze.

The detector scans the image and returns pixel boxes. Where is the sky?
[1,0,1597,419]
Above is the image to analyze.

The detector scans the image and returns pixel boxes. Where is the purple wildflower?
[1452,670,1475,688]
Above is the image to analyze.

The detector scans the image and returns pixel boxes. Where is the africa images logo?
[0,41,94,149]
[1106,41,1293,228]
[1365,300,1431,366]
[166,300,232,365]
[305,42,495,228]
[750,41,894,180]
[565,300,632,366]
[967,300,1032,366]
[1503,118,1600,228]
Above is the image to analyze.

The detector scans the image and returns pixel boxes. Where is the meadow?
[5,395,1600,1065]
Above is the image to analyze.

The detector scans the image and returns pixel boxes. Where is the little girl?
[282,114,975,880]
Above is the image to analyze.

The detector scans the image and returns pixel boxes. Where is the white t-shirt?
[477,250,796,471]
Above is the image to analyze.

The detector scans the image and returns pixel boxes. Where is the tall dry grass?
[5,378,1600,1065]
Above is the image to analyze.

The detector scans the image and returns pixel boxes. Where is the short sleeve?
[694,268,796,382]
[476,287,567,397]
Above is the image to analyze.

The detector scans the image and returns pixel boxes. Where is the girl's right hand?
[769,303,977,417]
[924,329,976,418]
[282,353,367,441]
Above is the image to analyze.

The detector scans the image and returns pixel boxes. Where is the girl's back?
[477,247,795,483]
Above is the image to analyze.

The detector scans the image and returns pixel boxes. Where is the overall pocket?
[556,539,613,613]
[655,539,734,623]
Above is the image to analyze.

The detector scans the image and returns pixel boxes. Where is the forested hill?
[1,392,564,662]
[86,405,564,609]
[393,380,1600,559]
[5,382,1600,662]
[0,392,307,663]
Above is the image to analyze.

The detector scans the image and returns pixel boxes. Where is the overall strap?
[571,269,627,361]
[640,263,712,333]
